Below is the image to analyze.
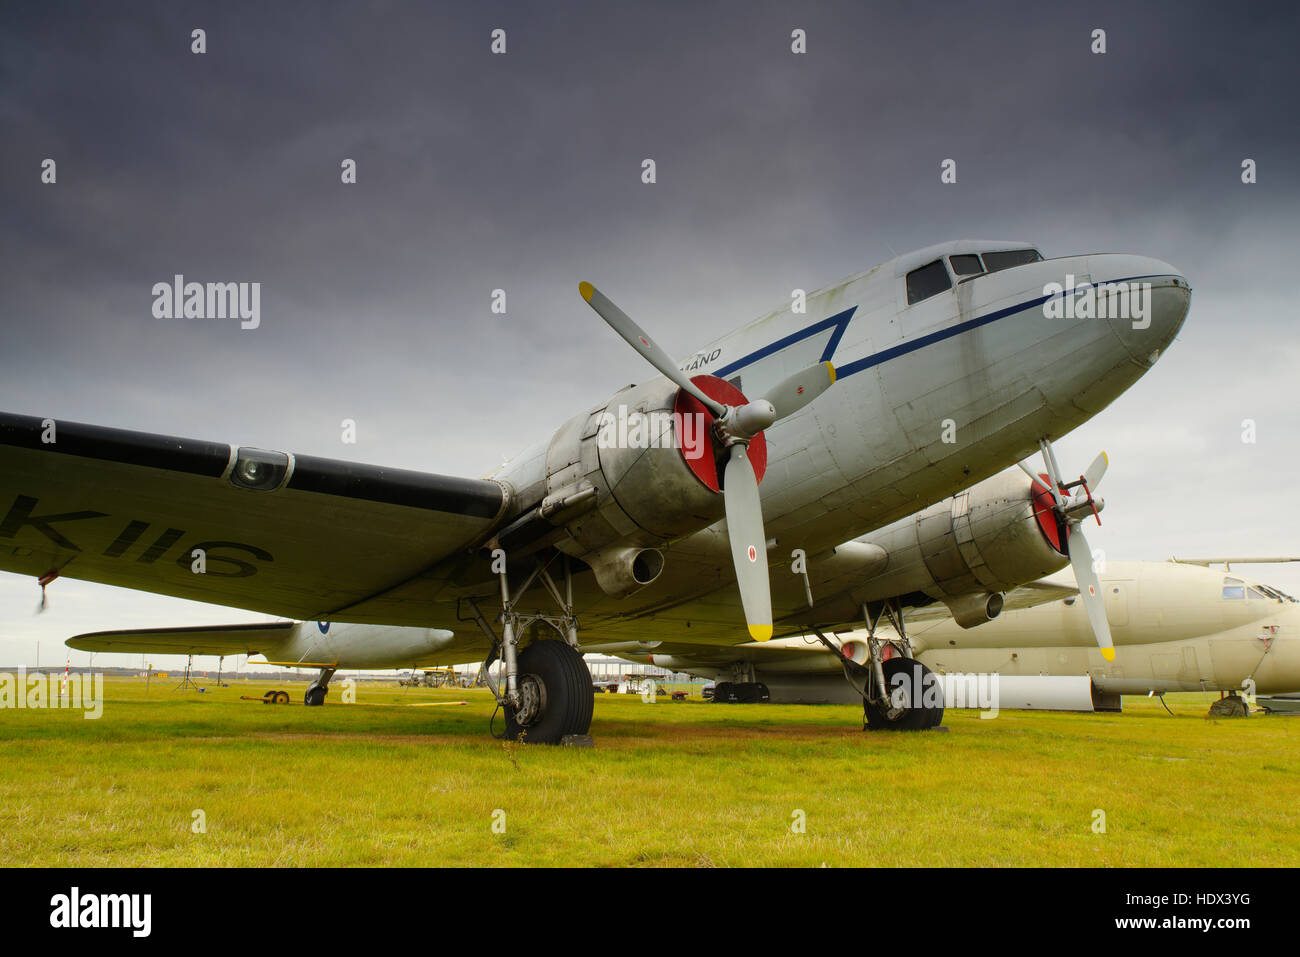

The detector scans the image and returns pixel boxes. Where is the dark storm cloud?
[2,4,1295,435]
[0,1,1290,480]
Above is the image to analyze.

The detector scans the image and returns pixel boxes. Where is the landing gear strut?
[811,599,944,731]
[468,551,594,744]
[304,667,335,707]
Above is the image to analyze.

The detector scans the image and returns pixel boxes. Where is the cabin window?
[949,254,984,276]
[981,249,1043,272]
[906,260,952,304]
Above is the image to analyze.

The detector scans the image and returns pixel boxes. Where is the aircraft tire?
[304,686,327,707]
[864,658,943,731]
[504,639,594,744]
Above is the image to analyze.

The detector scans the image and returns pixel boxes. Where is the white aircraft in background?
[64,620,459,705]
[617,557,1300,715]
[5,240,1193,740]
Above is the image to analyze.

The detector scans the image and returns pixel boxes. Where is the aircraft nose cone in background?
[1085,253,1191,366]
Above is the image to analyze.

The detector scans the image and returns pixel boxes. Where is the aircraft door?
[1104,580,1131,627]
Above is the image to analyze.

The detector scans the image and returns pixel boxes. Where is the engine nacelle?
[517,375,767,597]
[855,469,1068,620]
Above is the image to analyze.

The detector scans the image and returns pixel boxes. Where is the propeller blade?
[1066,524,1115,662]
[722,444,773,641]
[579,282,728,419]
[1083,450,1108,492]
[760,361,837,420]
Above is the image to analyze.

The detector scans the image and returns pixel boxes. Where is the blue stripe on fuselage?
[712,307,857,379]
[710,273,1177,382]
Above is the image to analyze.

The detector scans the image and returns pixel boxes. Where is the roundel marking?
[317,621,330,634]
[747,545,757,562]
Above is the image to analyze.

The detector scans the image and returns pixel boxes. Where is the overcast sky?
[2,1,1297,669]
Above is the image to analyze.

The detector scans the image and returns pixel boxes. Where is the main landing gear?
[812,599,944,731]
[711,681,770,703]
[1208,691,1249,718]
[304,667,335,707]
[468,551,594,745]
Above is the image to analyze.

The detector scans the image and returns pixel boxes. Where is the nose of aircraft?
[1087,254,1191,366]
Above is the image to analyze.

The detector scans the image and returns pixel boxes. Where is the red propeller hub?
[673,375,768,492]
[1030,472,1069,555]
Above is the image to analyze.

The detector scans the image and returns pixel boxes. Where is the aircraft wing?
[881,579,1079,625]
[616,638,835,668]
[67,621,294,657]
[1170,556,1300,566]
[613,579,1081,667]
[0,413,508,624]
[995,579,1077,610]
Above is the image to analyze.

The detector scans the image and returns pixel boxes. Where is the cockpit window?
[1223,576,1245,599]
[1248,587,1268,600]
[981,249,1043,272]
[906,260,952,304]
[1260,584,1298,602]
[950,254,984,276]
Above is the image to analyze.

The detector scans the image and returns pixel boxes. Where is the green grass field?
[2,677,1297,867]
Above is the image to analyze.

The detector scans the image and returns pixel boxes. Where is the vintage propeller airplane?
[2,240,1192,741]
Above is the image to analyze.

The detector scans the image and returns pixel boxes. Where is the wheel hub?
[515,673,547,726]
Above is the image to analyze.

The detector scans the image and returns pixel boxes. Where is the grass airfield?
[2,676,1298,867]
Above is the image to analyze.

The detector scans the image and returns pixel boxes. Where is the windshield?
[982,249,1042,272]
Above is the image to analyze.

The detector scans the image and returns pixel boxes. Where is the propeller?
[580,282,837,641]
[580,282,727,418]
[1021,445,1114,661]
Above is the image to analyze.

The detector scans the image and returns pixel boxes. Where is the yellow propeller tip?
[1101,647,1115,662]
[579,281,594,302]
[824,361,837,384]
[748,624,773,642]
